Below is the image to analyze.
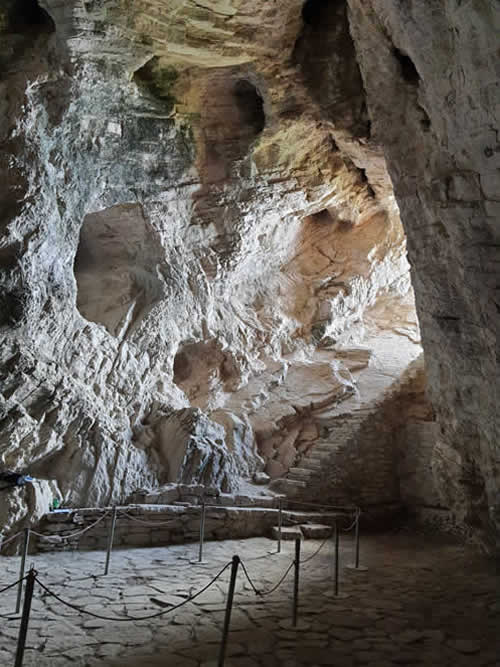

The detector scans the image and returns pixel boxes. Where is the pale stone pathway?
[0,533,497,666]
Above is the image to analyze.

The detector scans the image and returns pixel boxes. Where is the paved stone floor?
[0,532,498,666]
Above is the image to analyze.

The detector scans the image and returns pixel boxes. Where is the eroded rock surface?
[0,0,497,549]
[347,0,499,547]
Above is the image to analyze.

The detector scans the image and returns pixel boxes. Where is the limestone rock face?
[0,0,496,548]
[347,0,499,546]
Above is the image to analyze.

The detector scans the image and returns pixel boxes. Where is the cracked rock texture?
[0,0,497,550]
[347,0,499,548]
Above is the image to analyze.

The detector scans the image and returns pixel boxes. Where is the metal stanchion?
[334,519,339,596]
[199,502,206,563]
[355,511,360,568]
[104,507,117,576]
[293,537,301,627]
[278,497,283,554]
[347,510,368,571]
[14,566,36,667]
[218,555,240,667]
[15,528,30,614]
[329,519,349,599]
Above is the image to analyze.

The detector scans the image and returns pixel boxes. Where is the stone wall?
[0,0,421,541]
[32,505,281,554]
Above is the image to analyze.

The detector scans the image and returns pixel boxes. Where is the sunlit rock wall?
[2,0,494,549]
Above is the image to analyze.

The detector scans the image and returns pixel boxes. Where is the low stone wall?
[29,503,347,554]
[30,504,278,554]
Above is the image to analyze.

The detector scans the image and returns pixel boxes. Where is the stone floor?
[0,532,497,666]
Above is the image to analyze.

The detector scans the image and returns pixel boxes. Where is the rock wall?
[347,0,499,549]
[0,0,496,549]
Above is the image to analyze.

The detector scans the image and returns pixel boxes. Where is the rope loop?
[34,560,232,622]
[0,574,28,597]
[30,510,111,542]
[0,531,23,550]
[301,534,331,564]
[116,510,176,527]
[239,558,295,598]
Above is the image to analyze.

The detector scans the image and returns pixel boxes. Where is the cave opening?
[133,57,179,112]
[73,204,163,337]
[234,79,265,135]
[293,0,369,138]
[392,46,420,85]
[7,0,55,34]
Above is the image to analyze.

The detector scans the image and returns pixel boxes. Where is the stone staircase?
[274,408,373,499]
[271,345,425,504]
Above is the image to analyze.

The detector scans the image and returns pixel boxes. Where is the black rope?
[258,561,296,597]
[0,575,28,596]
[238,560,261,595]
[340,515,358,533]
[239,559,295,598]
[284,499,359,513]
[0,531,23,549]
[30,511,111,542]
[34,561,232,622]
[116,510,176,527]
[301,534,330,564]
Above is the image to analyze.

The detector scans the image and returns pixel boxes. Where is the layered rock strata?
[0,0,496,549]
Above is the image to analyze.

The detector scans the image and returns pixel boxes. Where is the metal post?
[104,507,117,576]
[15,528,30,614]
[293,537,301,627]
[347,509,367,571]
[198,502,206,563]
[14,566,36,667]
[218,555,240,667]
[277,497,283,554]
[334,519,339,596]
[354,510,360,569]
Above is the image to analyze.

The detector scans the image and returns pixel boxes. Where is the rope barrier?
[283,499,359,513]
[116,510,177,527]
[0,531,23,550]
[239,558,295,598]
[34,560,232,622]
[30,510,111,542]
[340,515,359,533]
[0,575,28,597]
[301,534,331,564]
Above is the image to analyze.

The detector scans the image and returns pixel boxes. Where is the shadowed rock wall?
[348,0,499,549]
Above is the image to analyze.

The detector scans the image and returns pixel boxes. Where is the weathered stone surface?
[253,472,270,485]
[347,0,499,548]
[0,0,496,554]
[300,523,332,539]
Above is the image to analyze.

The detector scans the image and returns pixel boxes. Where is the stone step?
[285,511,338,523]
[288,467,315,480]
[305,452,331,461]
[313,444,341,453]
[300,523,333,539]
[302,461,322,471]
[272,525,303,541]
[287,478,307,487]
